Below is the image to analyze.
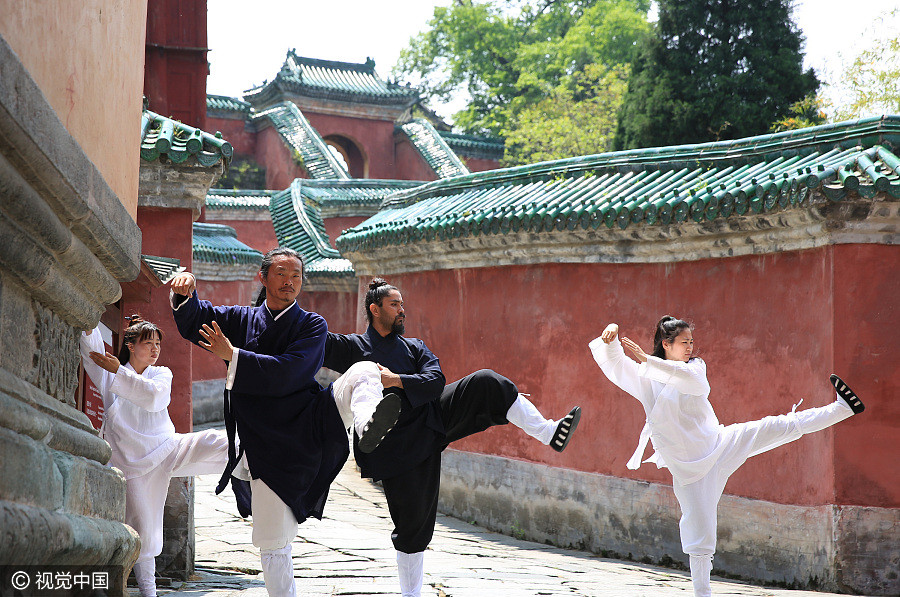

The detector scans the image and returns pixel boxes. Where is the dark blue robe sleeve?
[398,339,445,409]
[231,314,328,397]
[323,332,357,374]
[172,291,244,347]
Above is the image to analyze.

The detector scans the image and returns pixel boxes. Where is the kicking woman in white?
[589,315,864,597]
[80,316,229,597]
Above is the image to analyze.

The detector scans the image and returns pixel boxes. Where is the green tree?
[770,94,827,132]
[395,0,650,136]
[614,0,819,150]
[829,9,900,121]
[504,64,629,164]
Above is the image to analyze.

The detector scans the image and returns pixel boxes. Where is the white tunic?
[589,336,727,486]
[80,329,176,479]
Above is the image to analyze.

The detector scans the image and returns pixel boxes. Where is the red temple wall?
[257,126,305,190]
[324,216,368,248]
[303,112,397,179]
[206,115,257,157]
[299,290,358,336]
[362,243,898,509]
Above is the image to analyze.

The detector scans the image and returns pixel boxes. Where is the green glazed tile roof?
[193,223,264,265]
[141,255,184,285]
[207,94,252,115]
[253,101,350,180]
[439,130,505,160]
[245,52,419,106]
[206,189,276,211]
[293,179,426,210]
[270,180,354,277]
[140,109,233,167]
[336,116,900,253]
[400,119,470,179]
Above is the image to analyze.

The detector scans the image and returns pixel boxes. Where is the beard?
[391,317,405,335]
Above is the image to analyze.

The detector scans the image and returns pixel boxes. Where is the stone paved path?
[152,454,861,597]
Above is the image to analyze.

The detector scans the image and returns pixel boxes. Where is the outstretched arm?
[589,323,654,408]
[80,328,113,389]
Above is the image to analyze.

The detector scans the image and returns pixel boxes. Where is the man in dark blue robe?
[323,278,582,597]
[170,249,399,597]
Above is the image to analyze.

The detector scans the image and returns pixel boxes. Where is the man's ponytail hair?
[253,247,304,307]
[364,278,397,325]
[118,314,162,366]
[651,315,692,359]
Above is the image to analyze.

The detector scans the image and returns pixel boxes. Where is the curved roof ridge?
[401,119,470,179]
[253,101,350,180]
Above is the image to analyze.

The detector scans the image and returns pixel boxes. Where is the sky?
[207,0,898,123]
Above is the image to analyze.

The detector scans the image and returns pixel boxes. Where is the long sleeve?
[80,329,112,390]
[231,314,327,398]
[109,366,173,412]
[171,290,245,348]
[638,356,710,397]
[398,339,446,409]
[323,332,357,374]
[588,336,655,409]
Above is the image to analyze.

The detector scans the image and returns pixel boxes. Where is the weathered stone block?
[158,477,194,581]
[439,449,898,595]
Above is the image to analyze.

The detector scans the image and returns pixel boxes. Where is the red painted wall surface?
[304,112,397,179]
[300,290,358,335]
[831,243,900,506]
[128,206,194,433]
[324,216,367,248]
[462,155,502,173]
[366,244,898,509]
[206,115,257,157]
[144,0,207,130]
[394,136,440,181]
[257,126,305,190]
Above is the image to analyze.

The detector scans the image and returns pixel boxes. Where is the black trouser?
[381,369,518,553]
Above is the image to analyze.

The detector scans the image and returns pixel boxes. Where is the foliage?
[614,0,819,150]
[828,9,900,121]
[215,156,267,190]
[394,0,650,137]
[770,94,827,132]
[503,64,629,164]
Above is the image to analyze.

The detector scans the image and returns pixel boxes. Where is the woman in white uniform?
[589,315,864,597]
[80,316,229,597]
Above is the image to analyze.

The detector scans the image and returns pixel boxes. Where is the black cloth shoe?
[358,393,402,453]
[551,406,581,452]
[830,374,864,414]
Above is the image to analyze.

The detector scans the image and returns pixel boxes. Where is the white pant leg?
[250,478,298,597]
[689,554,713,597]
[168,429,230,477]
[793,399,854,435]
[672,469,726,556]
[331,361,385,435]
[717,398,855,477]
[260,544,296,597]
[505,393,556,445]
[397,550,425,597]
[125,467,172,560]
[132,557,157,597]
